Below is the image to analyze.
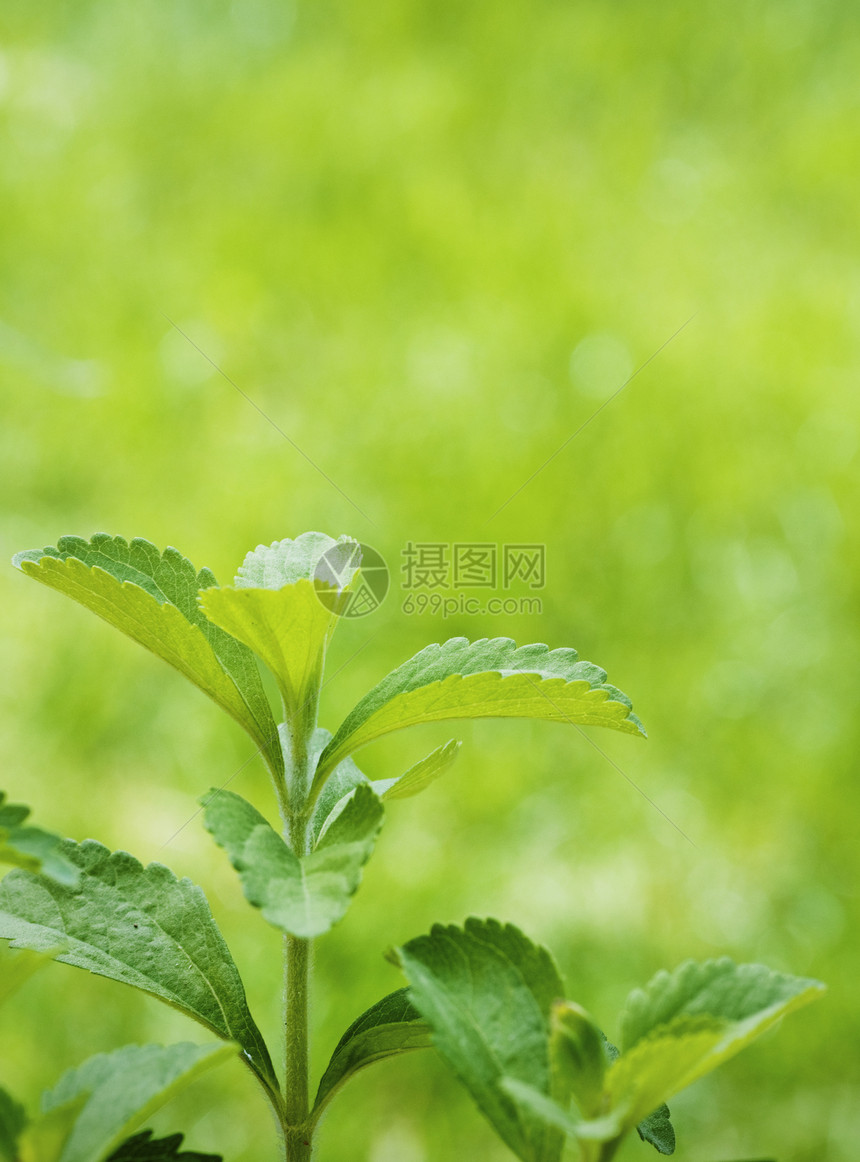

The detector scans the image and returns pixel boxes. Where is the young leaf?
[0,791,79,888]
[310,736,459,845]
[200,535,359,737]
[603,1038,674,1155]
[41,1042,234,1162]
[497,1079,585,1139]
[505,1038,675,1156]
[312,988,432,1119]
[199,583,332,743]
[620,957,825,1049]
[395,918,566,1162]
[12,536,282,783]
[315,637,645,790]
[106,1128,221,1161]
[0,841,277,1094]
[0,1087,27,1162]
[307,729,371,844]
[371,739,462,801]
[202,784,383,938]
[235,534,360,590]
[549,1001,607,1119]
[603,959,825,1133]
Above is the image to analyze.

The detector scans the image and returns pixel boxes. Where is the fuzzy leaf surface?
[635,1102,676,1154]
[317,637,644,784]
[396,918,566,1162]
[201,534,359,732]
[620,958,824,1049]
[0,1088,27,1162]
[0,792,79,887]
[0,841,276,1092]
[12,535,281,780]
[106,1129,221,1161]
[313,987,432,1117]
[605,959,826,1132]
[202,785,383,938]
[200,581,332,732]
[42,1042,234,1162]
[234,534,360,590]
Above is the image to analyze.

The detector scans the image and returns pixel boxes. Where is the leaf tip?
[383,945,403,969]
[11,549,42,570]
[630,712,648,738]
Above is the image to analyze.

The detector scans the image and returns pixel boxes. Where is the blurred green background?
[1,0,858,1158]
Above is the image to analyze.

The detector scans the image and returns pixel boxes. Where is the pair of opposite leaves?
[10,531,645,946]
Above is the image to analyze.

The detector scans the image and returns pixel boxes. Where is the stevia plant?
[1,532,824,1162]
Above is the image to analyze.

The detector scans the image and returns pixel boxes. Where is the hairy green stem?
[283,720,314,1160]
[284,1124,313,1162]
[284,934,311,1160]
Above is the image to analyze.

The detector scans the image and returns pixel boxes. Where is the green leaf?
[234,533,360,590]
[12,535,282,783]
[106,1128,221,1161]
[0,1087,27,1162]
[200,582,332,742]
[502,1039,675,1155]
[308,729,371,845]
[636,1104,675,1155]
[308,735,459,846]
[41,1042,234,1162]
[550,961,823,1153]
[0,841,277,1094]
[0,791,80,888]
[603,1038,674,1155]
[497,1079,584,1138]
[620,957,824,1049]
[604,959,826,1134]
[396,918,566,1162]
[315,637,645,790]
[313,988,432,1119]
[371,739,462,801]
[549,1002,607,1119]
[200,535,359,736]
[202,784,383,938]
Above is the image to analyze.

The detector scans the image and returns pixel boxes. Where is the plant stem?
[283,722,314,1160]
[284,932,312,1160]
